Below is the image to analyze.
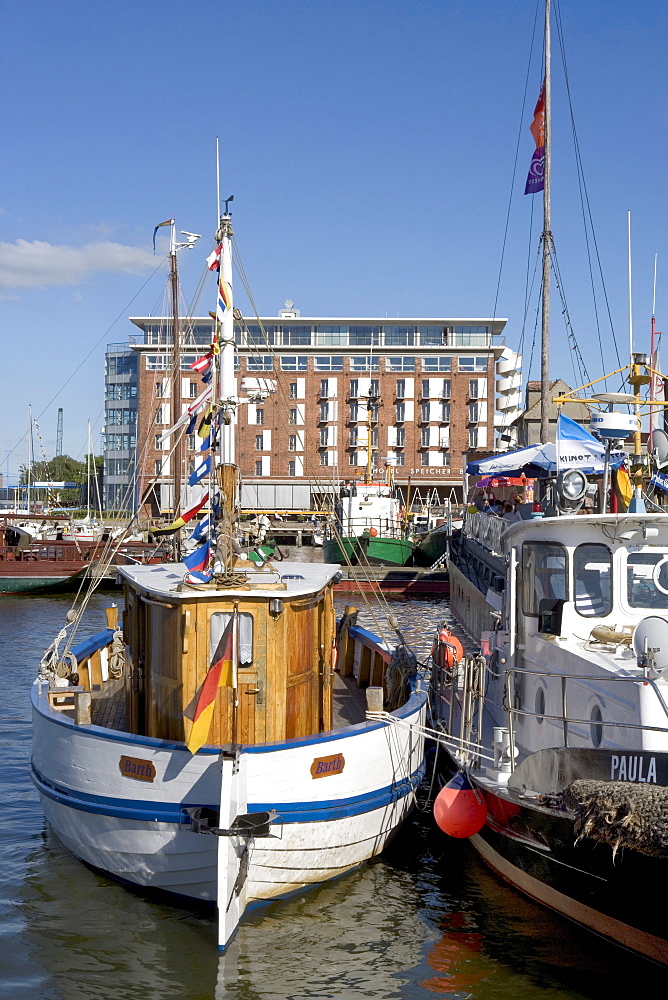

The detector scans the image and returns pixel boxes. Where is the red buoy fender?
[433,628,464,670]
[433,771,487,839]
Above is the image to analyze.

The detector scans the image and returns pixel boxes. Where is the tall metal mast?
[540,0,552,444]
[169,223,182,543]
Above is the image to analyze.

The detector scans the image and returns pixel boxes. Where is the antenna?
[56,408,63,458]
[628,210,633,360]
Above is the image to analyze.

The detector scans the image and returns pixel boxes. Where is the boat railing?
[441,657,668,770]
[502,665,668,770]
[462,510,504,555]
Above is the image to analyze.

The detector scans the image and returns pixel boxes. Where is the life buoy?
[432,627,464,671]
[369,527,378,537]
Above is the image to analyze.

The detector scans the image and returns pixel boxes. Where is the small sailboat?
[31,208,428,949]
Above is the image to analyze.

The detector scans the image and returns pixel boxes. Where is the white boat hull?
[31,680,425,905]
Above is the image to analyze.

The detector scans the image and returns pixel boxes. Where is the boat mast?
[540,0,551,444]
[214,199,238,569]
[168,223,184,556]
[27,404,33,514]
[650,253,658,441]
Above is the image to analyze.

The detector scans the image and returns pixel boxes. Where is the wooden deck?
[90,670,367,737]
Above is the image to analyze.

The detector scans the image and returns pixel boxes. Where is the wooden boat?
[0,515,162,594]
[30,210,428,949]
[427,0,668,965]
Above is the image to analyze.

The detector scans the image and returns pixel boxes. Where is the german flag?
[187,617,234,753]
[153,493,209,536]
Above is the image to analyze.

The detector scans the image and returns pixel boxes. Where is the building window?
[189,382,199,398]
[441,403,451,423]
[396,379,405,399]
[289,409,298,425]
[247,356,274,371]
[469,403,479,424]
[469,428,479,449]
[421,403,429,423]
[349,427,358,447]
[349,402,359,423]
[394,451,405,466]
[369,403,379,423]
[396,402,405,422]
[188,434,196,450]
[256,408,264,425]
[320,428,329,447]
[386,356,415,371]
[288,460,296,477]
[154,434,162,451]
[289,382,298,399]
[384,326,415,346]
[418,325,444,346]
[443,380,451,399]
[349,379,359,398]
[396,427,405,447]
[155,383,164,397]
[289,435,297,451]
[350,356,380,371]
[320,379,329,398]
[281,356,308,372]
[320,452,329,466]
[458,356,488,372]
[320,403,329,422]
[421,427,430,448]
[255,434,264,450]
[422,356,452,372]
[371,427,378,448]
[349,452,358,466]
[155,459,162,475]
[255,460,263,476]
[369,379,379,398]
[469,379,480,399]
[421,451,430,466]
[314,355,344,371]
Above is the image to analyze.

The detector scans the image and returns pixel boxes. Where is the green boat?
[323,480,417,567]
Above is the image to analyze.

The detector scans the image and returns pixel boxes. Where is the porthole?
[535,686,545,724]
[590,704,603,748]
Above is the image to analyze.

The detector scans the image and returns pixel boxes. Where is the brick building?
[103,309,521,514]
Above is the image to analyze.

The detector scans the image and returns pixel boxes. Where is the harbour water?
[1,580,665,999]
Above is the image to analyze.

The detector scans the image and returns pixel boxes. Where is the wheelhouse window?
[522,542,568,616]
[210,612,253,667]
[574,543,612,617]
[626,551,668,609]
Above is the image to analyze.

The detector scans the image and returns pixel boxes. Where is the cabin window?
[574,544,612,617]
[210,612,253,667]
[626,551,668,609]
[522,542,568,617]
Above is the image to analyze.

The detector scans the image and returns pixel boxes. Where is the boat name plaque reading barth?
[310,753,345,779]
[119,756,156,782]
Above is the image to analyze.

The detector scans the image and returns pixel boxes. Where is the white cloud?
[0,239,159,289]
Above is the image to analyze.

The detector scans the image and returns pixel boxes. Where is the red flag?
[186,617,234,753]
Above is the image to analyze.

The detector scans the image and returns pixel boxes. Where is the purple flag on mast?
[524,81,545,195]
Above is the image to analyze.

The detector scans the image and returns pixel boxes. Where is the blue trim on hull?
[31,678,427,754]
[30,761,425,826]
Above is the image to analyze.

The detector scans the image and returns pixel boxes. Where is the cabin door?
[208,610,267,746]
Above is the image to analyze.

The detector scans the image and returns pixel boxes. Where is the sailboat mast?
[214,204,238,541]
[169,223,184,549]
[650,254,658,441]
[540,0,551,444]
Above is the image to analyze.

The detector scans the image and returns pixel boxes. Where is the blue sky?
[2,0,667,473]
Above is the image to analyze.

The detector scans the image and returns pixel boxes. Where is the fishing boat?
[426,0,668,966]
[0,513,162,594]
[30,209,428,950]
